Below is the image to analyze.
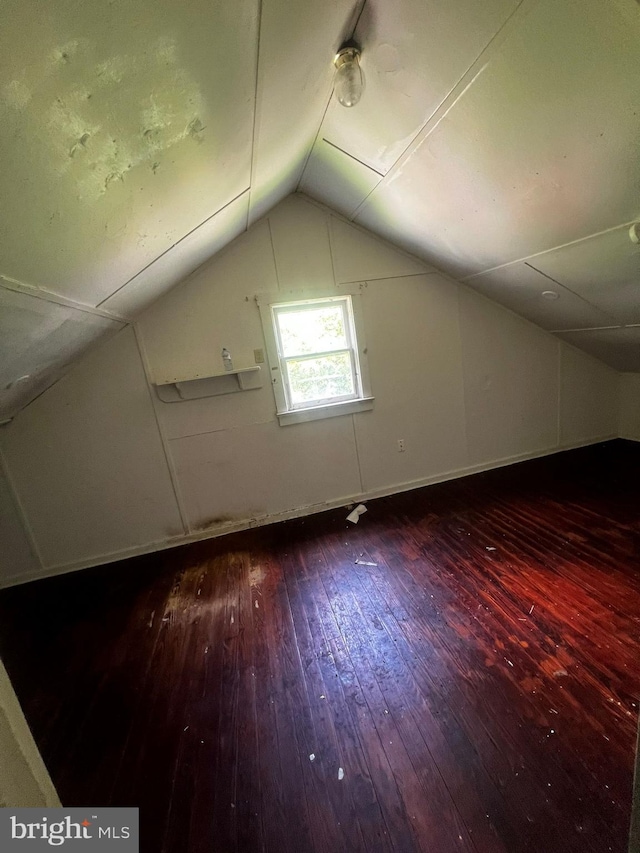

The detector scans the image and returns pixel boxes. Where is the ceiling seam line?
[320,138,385,177]
[523,262,621,325]
[247,0,264,227]
[0,278,128,323]
[552,325,624,333]
[3,325,128,421]
[295,84,334,193]
[461,220,640,281]
[349,0,540,221]
[350,65,488,220]
[296,0,368,194]
[96,187,250,308]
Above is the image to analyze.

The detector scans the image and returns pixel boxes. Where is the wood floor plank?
[394,508,636,845]
[285,535,378,852]
[280,544,389,853]
[331,537,519,853]
[319,532,475,853]
[366,517,621,851]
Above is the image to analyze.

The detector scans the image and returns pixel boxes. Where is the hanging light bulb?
[334,45,363,108]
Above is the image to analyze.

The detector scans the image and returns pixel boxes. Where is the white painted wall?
[0,464,39,585]
[0,195,621,584]
[619,374,640,441]
[459,287,560,465]
[0,327,185,581]
[0,659,60,808]
[560,345,621,445]
[353,273,467,493]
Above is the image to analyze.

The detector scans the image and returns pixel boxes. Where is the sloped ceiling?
[1,0,639,421]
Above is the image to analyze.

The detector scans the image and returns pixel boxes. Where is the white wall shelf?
[155,367,262,402]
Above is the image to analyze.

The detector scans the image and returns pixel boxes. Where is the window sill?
[276,396,374,426]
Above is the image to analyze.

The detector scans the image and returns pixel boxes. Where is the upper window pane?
[276,305,347,357]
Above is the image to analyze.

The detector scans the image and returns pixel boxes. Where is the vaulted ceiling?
[2,0,639,421]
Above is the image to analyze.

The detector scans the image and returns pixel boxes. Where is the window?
[259,294,373,425]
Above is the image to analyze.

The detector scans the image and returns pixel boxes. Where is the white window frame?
[258,292,374,426]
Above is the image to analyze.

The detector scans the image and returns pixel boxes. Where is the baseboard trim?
[0,434,618,589]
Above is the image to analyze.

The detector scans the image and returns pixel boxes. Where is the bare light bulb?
[334,46,363,108]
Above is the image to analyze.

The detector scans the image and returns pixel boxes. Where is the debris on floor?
[355,559,377,567]
[346,504,367,524]
[553,669,568,678]
[486,547,497,552]
[529,605,535,615]
[338,767,344,780]
[309,753,315,762]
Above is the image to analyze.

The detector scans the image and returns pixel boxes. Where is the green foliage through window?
[273,297,361,409]
[286,353,354,405]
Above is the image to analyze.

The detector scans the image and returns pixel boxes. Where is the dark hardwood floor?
[1,440,639,853]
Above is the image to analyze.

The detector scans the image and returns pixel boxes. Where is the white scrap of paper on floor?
[346,504,367,524]
[338,767,344,780]
[309,754,315,761]
[355,560,377,567]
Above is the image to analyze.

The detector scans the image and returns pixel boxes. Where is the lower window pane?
[287,352,355,405]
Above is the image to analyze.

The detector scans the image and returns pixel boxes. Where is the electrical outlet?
[254,348,265,364]
[397,439,405,452]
